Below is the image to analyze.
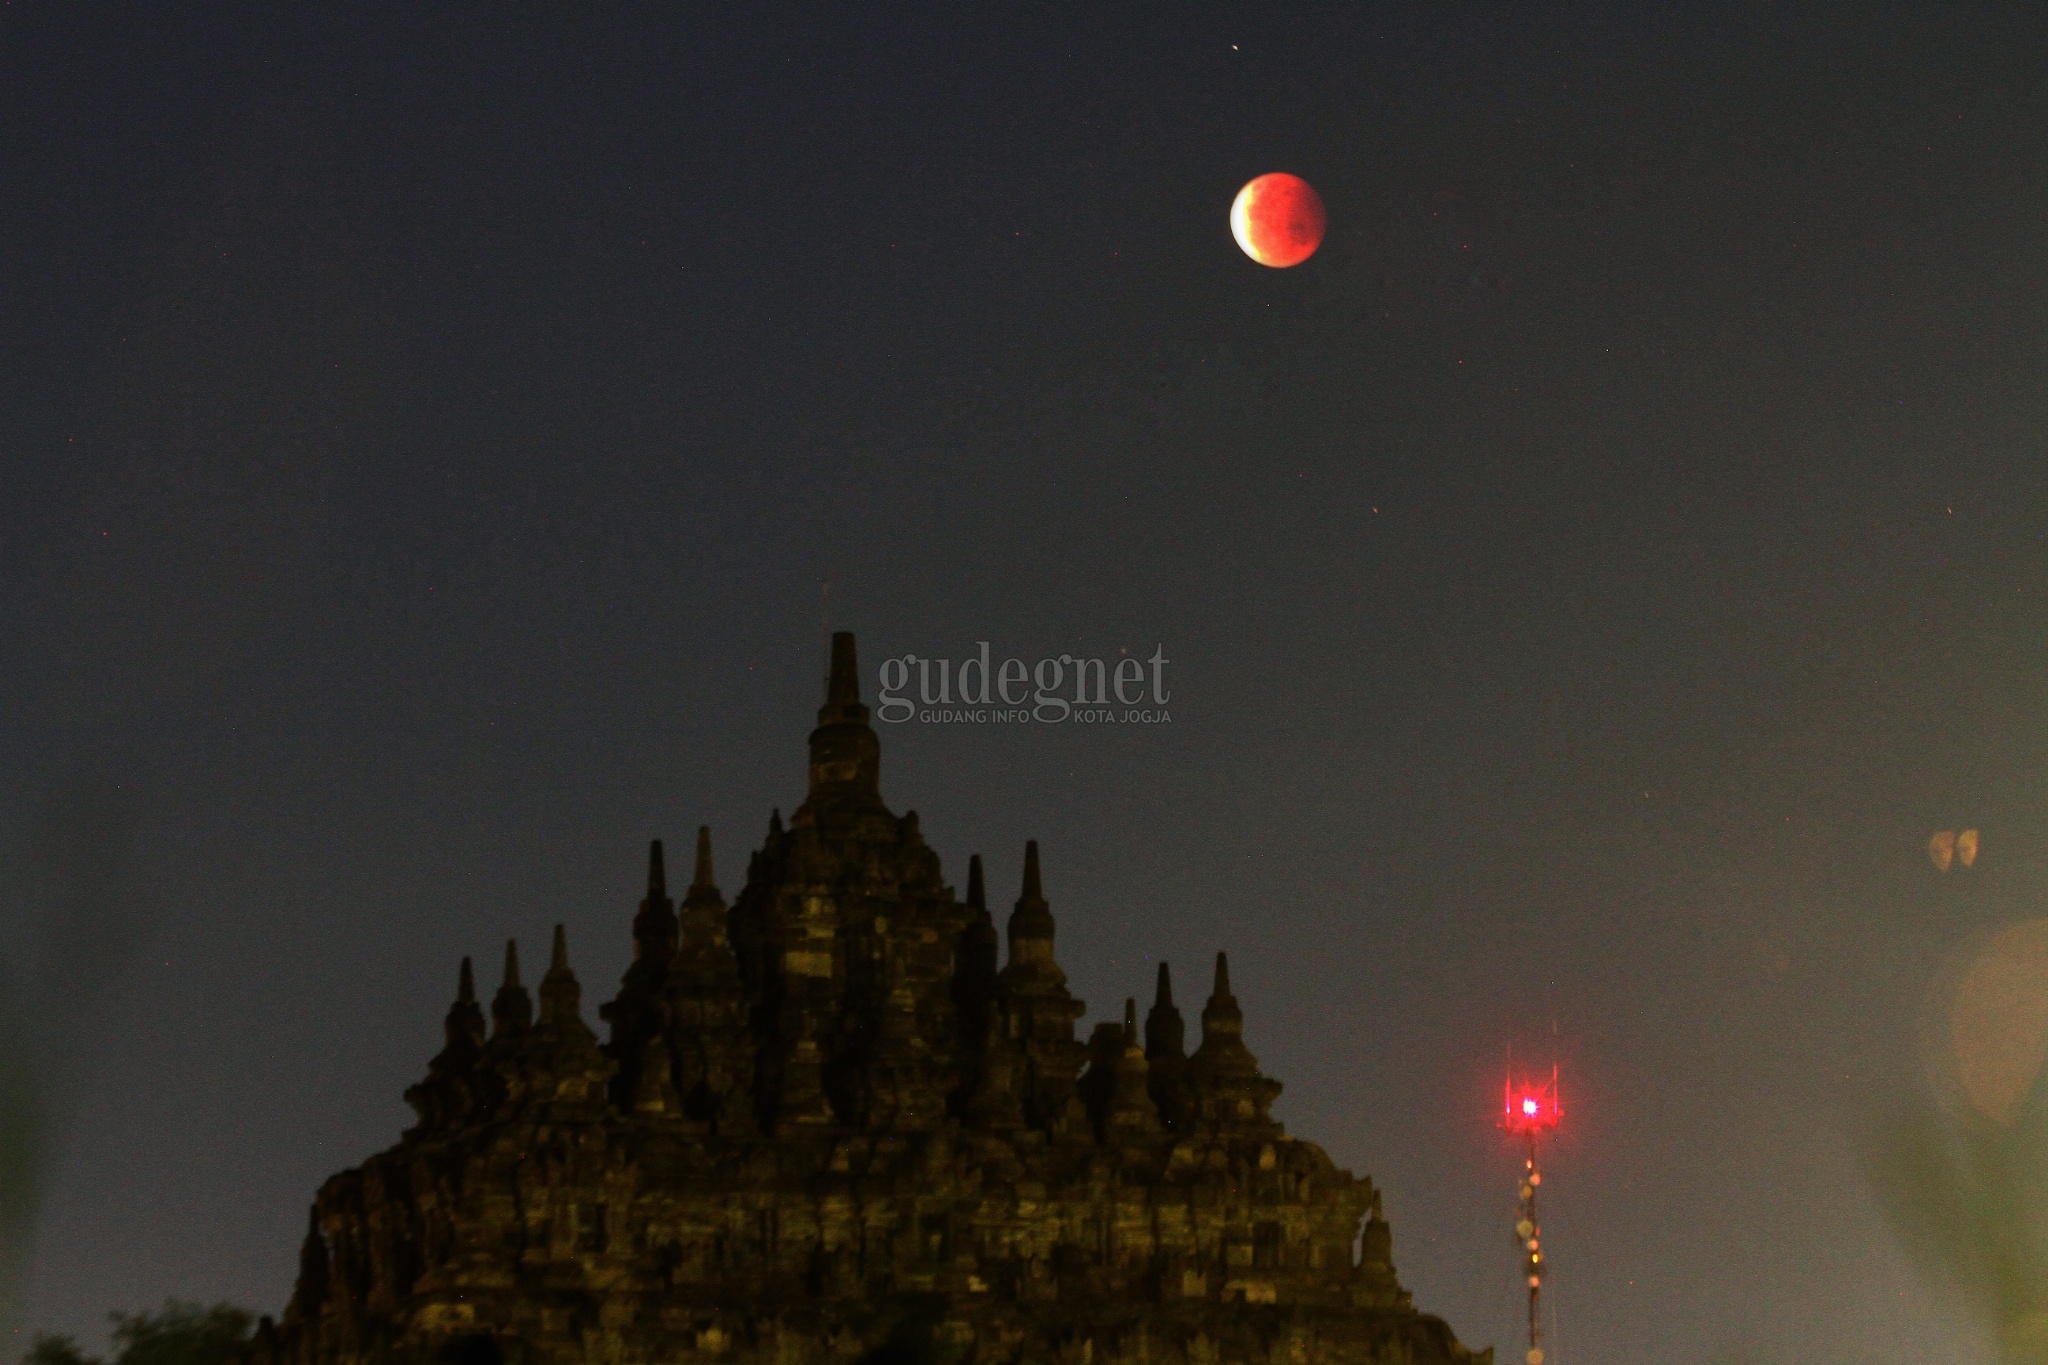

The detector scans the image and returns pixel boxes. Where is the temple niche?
[248,634,1489,1365]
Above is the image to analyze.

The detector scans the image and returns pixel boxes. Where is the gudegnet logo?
[875,643,1171,725]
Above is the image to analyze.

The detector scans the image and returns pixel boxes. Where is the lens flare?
[1953,919,2048,1123]
[1503,1070,1561,1135]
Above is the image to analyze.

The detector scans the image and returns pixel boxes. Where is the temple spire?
[1361,1188,1395,1277]
[492,939,532,1036]
[1104,995,1162,1139]
[676,827,731,955]
[690,825,716,897]
[993,839,1088,1134]
[295,1208,329,1309]
[803,631,882,805]
[1145,962,1184,1059]
[631,839,678,965]
[540,924,582,1026]
[1198,952,1243,1049]
[406,957,488,1132]
[1006,840,1058,970]
[1144,960,1190,1129]
[646,839,667,901]
[449,957,485,1048]
[499,925,611,1113]
[953,853,999,1067]
[1187,949,1282,1132]
[607,842,678,1108]
[826,630,860,709]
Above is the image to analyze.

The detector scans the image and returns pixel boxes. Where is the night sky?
[4,4,2047,1362]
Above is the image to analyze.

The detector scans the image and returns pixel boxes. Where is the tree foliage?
[21,1303,253,1365]
[1863,1091,2048,1365]
[22,1338,92,1365]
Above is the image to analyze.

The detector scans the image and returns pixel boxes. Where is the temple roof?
[257,635,1488,1365]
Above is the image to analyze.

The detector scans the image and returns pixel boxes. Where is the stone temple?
[249,634,1489,1365]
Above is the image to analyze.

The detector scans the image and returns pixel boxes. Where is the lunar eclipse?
[1230,172,1326,267]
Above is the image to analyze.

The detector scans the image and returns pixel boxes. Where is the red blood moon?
[1230,173,1326,268]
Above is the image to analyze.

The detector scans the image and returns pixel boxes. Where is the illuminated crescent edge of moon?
[1230,187,1261,261]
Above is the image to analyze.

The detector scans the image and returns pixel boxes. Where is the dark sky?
[3,3,2046,1361]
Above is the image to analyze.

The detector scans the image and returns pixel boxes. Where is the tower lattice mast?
[1503,1068,1561,1365]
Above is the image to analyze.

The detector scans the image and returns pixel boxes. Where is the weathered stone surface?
[251,635,1490,1365]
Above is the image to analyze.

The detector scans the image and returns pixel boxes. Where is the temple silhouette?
[249,634,1489,1365]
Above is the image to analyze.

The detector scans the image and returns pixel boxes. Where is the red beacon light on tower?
[1503,1071,1561,1137]
[1501,1066,1561,1365]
